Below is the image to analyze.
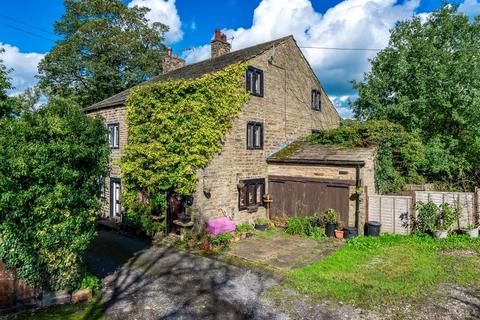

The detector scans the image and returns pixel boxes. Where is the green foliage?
[352,5,480,189]
[285,216,323,239]
[311,119,425,193]
[324,208,337,224]
[37,0,168,108]
[236,223,254,233]
[287,233,480,310]
[120,63,250,214]
[255,217,269,225]
[122,211,166,236]
[78,273,101,292]
[0,49,19,119]
[413,201,462,232]
[210,232,234,247]
[0,98,110,290]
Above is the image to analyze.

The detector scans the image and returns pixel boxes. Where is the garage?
[268,175,352,226]
[267,141,376,230]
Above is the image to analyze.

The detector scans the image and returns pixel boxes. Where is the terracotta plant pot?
[202,242,210,251]
[433,230,448,239]
[335,230,344,239]
[467,228,479,238]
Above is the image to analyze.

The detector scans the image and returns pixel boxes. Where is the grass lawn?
[285,233,480,309]
[13,297,105,320]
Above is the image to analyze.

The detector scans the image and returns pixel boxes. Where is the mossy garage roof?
[268,140,376,166]
[84,35,292,112]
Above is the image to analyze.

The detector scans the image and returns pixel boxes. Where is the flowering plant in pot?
[464,224,479,238]
[323,208,337,238]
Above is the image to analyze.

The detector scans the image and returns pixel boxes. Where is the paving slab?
[227,231,344,270]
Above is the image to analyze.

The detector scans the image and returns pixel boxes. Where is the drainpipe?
[355,164,361,231]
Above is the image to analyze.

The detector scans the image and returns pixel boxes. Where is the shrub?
[236,223,254,233]
[286,217,323,238]
[78,273,101,293]
[255,218,269,225]
[0,98,109,290]
[412,201,462,233]
[122,211,166,236]
[323,208,337,224]
[210,232,234,247]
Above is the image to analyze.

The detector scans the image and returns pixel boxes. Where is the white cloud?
[458,0,480,19]
[0,43,44,96]
[182,0,422,103]
[331,95,354,119]
[128,0,183,43]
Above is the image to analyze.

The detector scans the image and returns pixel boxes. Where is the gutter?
[267,158,365,167]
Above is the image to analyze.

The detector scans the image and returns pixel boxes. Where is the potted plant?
[324,208,337,238]
[464,224,479,238]
[255,217,269,231]
[432,203,461,239]
[335,229,344,239]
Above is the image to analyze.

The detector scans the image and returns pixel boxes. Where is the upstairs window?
[246,121,263,150]
[311,89,321,111]
[239,178,265,210]
[108,123,119,149]
[246,66,264,97]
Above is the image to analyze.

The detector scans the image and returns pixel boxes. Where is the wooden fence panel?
[368,195,412,234]
[415,191,474,228]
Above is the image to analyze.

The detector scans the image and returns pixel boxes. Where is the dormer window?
[246,66,264,97]
[311,89,321,111]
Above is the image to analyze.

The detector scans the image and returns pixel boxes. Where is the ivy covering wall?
[311,120,426,194]
[120,63,250,217]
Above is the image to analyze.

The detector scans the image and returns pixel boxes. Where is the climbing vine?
[120,63,250,217]
[311,120,426,194]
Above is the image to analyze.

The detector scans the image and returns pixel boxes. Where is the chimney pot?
[214,28,222,40]
[211,28,231,58]
[173,53,178,59]
[163,50,185,74]
[167,47,172,57]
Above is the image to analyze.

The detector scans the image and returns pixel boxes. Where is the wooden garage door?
[268,176,351,226]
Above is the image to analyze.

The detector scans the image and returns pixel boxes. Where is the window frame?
[246,66,264,97]
[311,89,321,111]
[99,176,106,199]
[110,177,122,218]
[238,178,265,210]
[246,121,264,150]
[108,123,120,149]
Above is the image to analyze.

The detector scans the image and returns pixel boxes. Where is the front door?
[110,178,121,219]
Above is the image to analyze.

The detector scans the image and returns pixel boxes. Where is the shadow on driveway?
[85,228,282,320]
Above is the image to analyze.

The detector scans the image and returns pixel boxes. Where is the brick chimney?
[162,47,186,74]
[211,29,231,58]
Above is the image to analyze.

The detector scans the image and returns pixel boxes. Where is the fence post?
[475,187,479,224]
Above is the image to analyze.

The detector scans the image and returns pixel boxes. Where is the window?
[311,89,321,111]
[246,66,264,97]
[246,121,263,149]
[99,176,105,198]
[110,178,122,217]
[108,123,119,149]
[311,129,321,134]
[238,178,265,210]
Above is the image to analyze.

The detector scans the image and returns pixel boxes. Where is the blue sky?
[1,0,479,117]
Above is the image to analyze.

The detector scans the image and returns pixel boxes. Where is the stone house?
[85,29,372,233]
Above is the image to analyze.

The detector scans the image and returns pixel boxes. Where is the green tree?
[37,0,168,108]
[0,49,18,118]
[0,97,109,290]
[352,4,480,189]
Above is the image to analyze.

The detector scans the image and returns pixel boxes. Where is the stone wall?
[190,37,340,225]
[87,106,127,219]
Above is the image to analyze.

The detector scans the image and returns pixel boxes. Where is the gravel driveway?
[86,229,286,319]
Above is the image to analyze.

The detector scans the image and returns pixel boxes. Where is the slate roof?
[268,141,376,166]
[84,35,293,112]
